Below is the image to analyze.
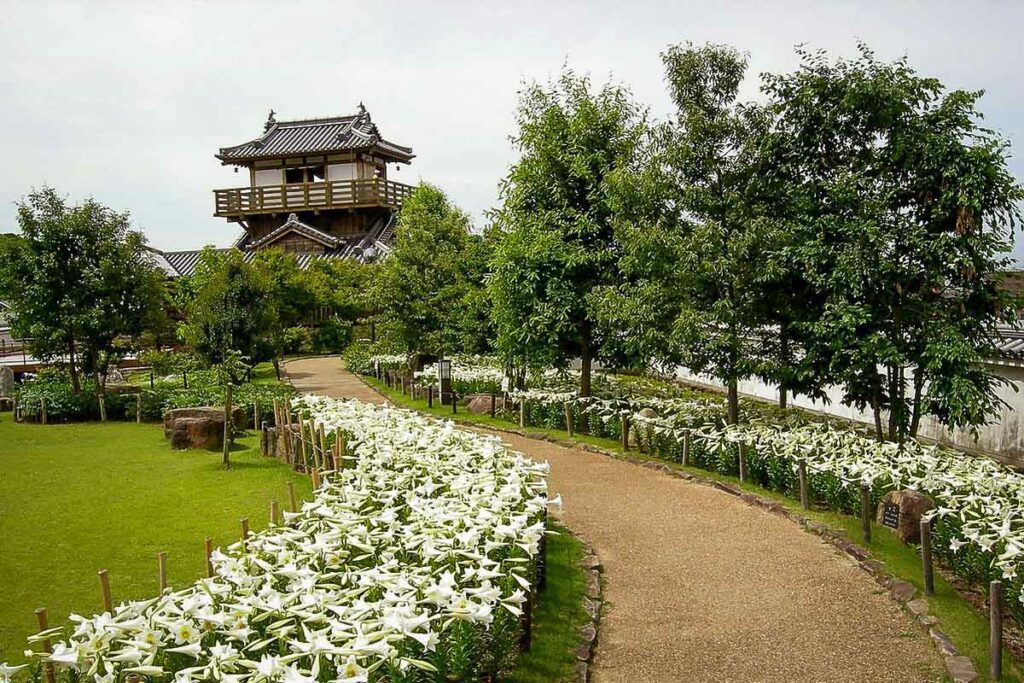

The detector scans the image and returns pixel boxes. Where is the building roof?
[216,105,414,165]
[250,213,340,250]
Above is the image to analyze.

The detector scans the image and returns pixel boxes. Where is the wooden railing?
[214,179,415,217]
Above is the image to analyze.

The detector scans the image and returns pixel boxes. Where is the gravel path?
[285,357,944,683]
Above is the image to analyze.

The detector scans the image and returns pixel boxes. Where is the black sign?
[882,503,900,529]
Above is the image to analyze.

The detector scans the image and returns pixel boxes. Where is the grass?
[0,417,312,664]
[364,374,1022,682]
[508,525,589,683]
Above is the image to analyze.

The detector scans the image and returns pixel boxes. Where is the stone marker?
[163,406,246,450]
[0,365,13,398]
[466,393,506,414]
[876,489,934,544]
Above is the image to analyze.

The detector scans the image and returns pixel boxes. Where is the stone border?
[357,375,977,682]
[574,536,603,683]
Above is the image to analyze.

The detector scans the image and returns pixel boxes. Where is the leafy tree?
[490,69,645,395]
[251,249,315,377]
[0,188,167,411]
[177,248,272,366]
[763,45,1024,441]
[374,184,489,358]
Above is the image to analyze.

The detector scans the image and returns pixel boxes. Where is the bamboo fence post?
[621,414,630,451]
[135,394,142,423]
[798,460,810,509]
[158,551,168,592]
[318,424,327,466]
[272,399,280,427]
[860,484,872,544]
[427,386,433,408]
[35,608,55,683]
[737,442,747,484]
[311,467,321,490]
[287,481,298,513]
[921,518,935,596]
[519,397,526,427]
[298,416,309,469]
[991,579,1003,680]
[240,518,250,547]
[452,392,457,414]
[98,395,106,423]
[98,569,112,612]
[254,403,260,430]
[205,536,214,577]
[490,393,497,418]
[270,499,280,526]
[682,430,690,467]
[41,396,47,425]
[565,402,574,437]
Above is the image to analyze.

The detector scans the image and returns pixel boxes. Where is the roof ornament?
[357,102,366,115]
[264,108,277,132]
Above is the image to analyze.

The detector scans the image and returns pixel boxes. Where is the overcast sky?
[1,0,1022,260]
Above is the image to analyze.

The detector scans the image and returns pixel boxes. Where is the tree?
[374,184,489,358]
[0,188,166,411]
[490,69,645,396]
[763,45,1024,441]
[177,248,272,366]
[251,249,315,378]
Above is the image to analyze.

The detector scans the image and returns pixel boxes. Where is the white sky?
[1,0,1022,259]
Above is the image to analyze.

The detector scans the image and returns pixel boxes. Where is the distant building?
[154,105,415,276]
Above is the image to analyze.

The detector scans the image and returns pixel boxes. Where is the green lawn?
[364,373,1022,682]
[0,417,312,664]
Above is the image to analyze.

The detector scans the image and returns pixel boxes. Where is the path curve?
[286,356,943,683]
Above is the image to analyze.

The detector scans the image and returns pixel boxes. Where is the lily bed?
[11,397,552,683]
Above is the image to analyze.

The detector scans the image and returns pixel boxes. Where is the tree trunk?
[223,383,233,468]
[90,347,107,422]
[778,387,788,410]
[726,378,740,425]
[886,365,898,442]
[67,337,81,393]
[579,323,593,398]
[871,375,884,442]
[778,327,789,409]
[909,367,925,439]
[273,358,281,380]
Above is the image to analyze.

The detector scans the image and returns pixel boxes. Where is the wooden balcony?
[214,179,415,218]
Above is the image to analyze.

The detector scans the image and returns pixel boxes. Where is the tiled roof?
[217,106,414,164]
[250,213,339,249]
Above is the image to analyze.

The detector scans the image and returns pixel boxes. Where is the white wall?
[673,364,1024,464]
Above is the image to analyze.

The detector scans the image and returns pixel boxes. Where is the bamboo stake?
[272,399,280,427]
[737,442,746,483]
[519,398,526,427]
[860,484,872,544]
[565,403,574,437]
[287,481,298,513]
[35,608,55,683]
[240,518,250,545]
[798,460,810,509]
[98,569,112,612]
[135,394,142,424]
[205,536,213,577]
[921,518,935,596]
[318,424,327,466]
[311,467,321,490]
[158,551,168,592]
[991,579,1003,680]
[41,396,47,425]
[682,431,690,467]
[621,414,630,451]
[298,416,309,469]
[254,403,260,430]
[270,499,280,526]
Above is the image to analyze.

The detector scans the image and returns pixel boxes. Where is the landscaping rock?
[0,366,13,397]
[466,393,505,414]
[944,655,978,683]
[163,406,245,440]
[890,581,917,603]
[169,417,222,450]
[876,489,934,543]
[929,627,958,656]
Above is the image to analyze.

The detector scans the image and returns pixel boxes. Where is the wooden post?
[798,460,810,509]
[205,536,214,577]
[427,386,433,408]
[318,424,327,464]
[222,383,232,469]
[564,402,574,437]
[490,393,497,418]
[35,608,55,683]
[921,518,935,597]
[737,442,747,483]
[991,579,1003,681]
[98,394,107,423]
[682,431,690,467]
[158,551,168,592]
[621,414,629,451]
[311,467,321,490]
[451,392,457,414]
[273,399,280,428]
[298,416,309,470]
[240,517,250,545]
[860,484,872,544]
[150,370,155,389]
[11,396,17,423]
[41,396,47,425]
[98,569,112,612]
[135,394,142,423]
[287,481,298,513]
[270,499,280,526]
[254,403,260,431]
[519,398,526,427]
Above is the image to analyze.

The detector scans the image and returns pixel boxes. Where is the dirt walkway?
[285,357,943,683]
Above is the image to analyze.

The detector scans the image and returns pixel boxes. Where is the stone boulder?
[163,406,246,449]
[876,489,934,544]
[466,393,505,414]
[169,417,223,450]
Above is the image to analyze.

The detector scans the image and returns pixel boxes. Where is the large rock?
[169,417,223,450]
[466,393,505,414]
[876,489,934,544]
[0,366,13,397]
[163,406,245,438]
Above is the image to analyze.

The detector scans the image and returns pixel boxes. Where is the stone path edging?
[574,534,603,683]
[354,376,977,683]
